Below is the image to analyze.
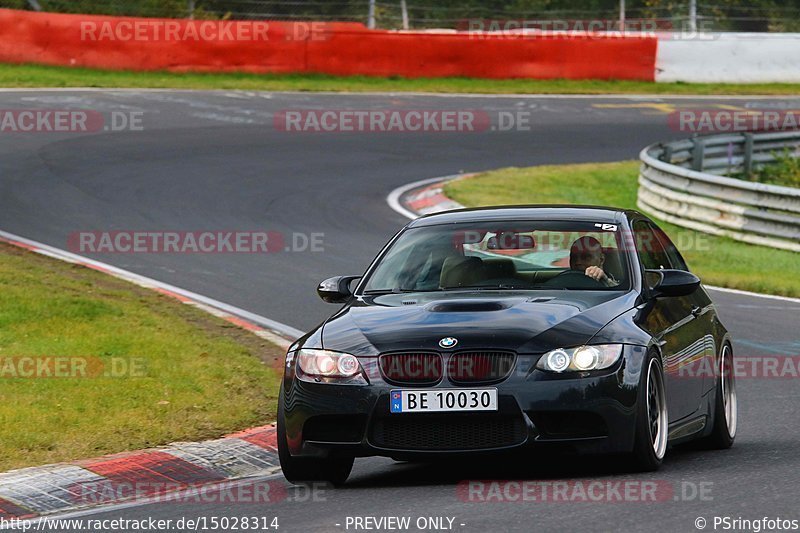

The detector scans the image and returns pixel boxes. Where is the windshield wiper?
[363,288,435,295]
[440,284,538,291]
[365,284,540,294]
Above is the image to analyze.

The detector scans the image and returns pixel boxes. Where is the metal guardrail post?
[691,137,705,171]
[743,132,754,178]
[401,0,410,30]
[368,0,376,29]
[662,144,673,164]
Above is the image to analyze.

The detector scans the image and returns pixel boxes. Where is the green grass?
[444,161,800,297]
[3,63,800,95]
[745,151,800,188]
[0,242,282,471]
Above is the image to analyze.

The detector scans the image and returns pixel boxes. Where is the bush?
[747,150,800,188]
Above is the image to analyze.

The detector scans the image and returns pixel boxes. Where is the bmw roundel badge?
[439,337,458,349]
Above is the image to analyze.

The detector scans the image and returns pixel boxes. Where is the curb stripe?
[238,430,279,451]
[153,287,193,303]
[84,452,226,488]
[226,424,278,443]
[0,465,107,515]
[166,439,279,479]
[0,498,33,519]
[386,176,457,220]
[0,428,279,518]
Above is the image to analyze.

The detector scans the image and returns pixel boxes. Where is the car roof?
[406,205,638,228]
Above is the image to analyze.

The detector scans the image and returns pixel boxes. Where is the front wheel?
[277,385,354,485]
[628,353,669,471]
[699,343,736,449]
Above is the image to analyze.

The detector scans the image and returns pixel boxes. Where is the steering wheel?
[542,269,605,289]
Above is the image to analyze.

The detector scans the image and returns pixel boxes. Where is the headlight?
[297,349,364,381]
[545,349,571,372]
[536,344,623,373]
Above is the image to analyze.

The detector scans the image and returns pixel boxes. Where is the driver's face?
[572,250,605,272]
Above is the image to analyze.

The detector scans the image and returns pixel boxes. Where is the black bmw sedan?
[277,206,737,484]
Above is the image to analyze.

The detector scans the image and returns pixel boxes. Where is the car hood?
[320,290,639,355]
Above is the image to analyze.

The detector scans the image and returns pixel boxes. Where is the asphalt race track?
[2,90,799,532]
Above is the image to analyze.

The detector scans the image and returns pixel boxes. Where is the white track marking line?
[705,285,800,304]
[386,176,461,220]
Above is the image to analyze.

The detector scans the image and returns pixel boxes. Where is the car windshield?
[362,220,630,293]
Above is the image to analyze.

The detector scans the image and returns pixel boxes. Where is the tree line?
[1,0,796,31]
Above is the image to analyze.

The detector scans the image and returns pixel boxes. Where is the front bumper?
[282,345,647,459]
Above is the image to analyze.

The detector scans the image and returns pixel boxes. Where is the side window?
[649,223,689,271]
[633,220,670,271]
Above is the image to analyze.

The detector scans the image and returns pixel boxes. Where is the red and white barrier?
[0,9,798,86]
[0,9,657,81]
[655,33,800,83]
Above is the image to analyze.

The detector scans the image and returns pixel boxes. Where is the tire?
[277,384,354,486]
[699,343,736,450]
[628,352,669,472]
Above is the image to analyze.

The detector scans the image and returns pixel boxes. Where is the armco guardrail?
[637,131,800,252]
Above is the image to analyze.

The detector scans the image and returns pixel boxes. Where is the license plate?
[389,388,498,413]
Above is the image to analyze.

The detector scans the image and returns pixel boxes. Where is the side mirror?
[646,269,701,298]
[317,275,361,303]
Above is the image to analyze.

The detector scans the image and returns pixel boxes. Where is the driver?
[569,236,619,287]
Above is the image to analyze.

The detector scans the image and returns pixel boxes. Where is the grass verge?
[0,241,282,471]
[741,151,800,188]
[3,63,800,95]
[444,161,800,297]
